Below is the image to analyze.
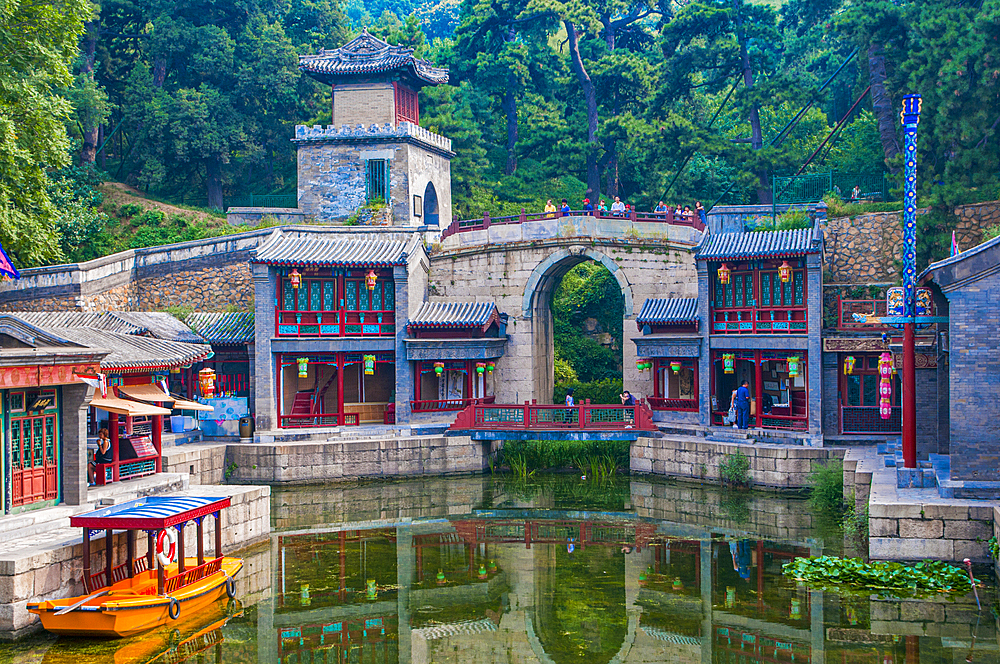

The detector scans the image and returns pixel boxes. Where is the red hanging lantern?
[778,260,792,283]
[198,368,216,399]
[365,269,377,292]
[289,268,302,289]
[878,352,893,419]
[717,263,731,285]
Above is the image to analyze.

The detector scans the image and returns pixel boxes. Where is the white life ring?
[156,528,177,568]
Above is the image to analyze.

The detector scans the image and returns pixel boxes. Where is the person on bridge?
[696,201,706,225]
[598,199,608,214]
[583,198,593,214]
[735,380,751,430]
[561,199,571,216]
[654,201,668,217]
[565,388,575,407]
[544,199,557,218]
[611,196,625,216]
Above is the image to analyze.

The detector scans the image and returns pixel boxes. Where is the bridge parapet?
[449,400,658,432]
[440,213,703,250]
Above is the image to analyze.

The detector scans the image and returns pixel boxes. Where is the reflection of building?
[296,31,454,228]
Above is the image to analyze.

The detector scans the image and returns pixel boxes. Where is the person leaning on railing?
[654,201,668,217]
[610,196,626,216]
[544,199,557,218]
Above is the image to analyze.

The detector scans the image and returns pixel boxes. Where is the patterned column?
[900,94,922,316]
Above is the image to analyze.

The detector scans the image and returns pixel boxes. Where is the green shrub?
[719,451,751,487]
[118,203,143,218]
[842,504,869,541]
[553,378,623,405]
[807,460,845,518]
[749,209,812,232]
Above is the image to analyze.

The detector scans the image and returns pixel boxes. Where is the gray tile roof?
[695,228,819,261]
[408,302,499,330]
[12,311,146,335]
[636,298,699,326]
[918,232,1000,281]
[251,230,409,267]
[45,327,210,372]
[115,312,205,343]
[185,312,255,345]
[299,31,449,86]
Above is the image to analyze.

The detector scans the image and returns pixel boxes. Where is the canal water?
[4,474,997,664]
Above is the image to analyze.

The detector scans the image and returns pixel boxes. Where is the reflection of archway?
[423,182,439,227]
[521,246,633,403]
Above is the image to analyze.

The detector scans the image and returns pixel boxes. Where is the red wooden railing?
[85,557,150,593]
[647,397,698,412]
[712,410,808,431]
[275,310,395,337]
[278,412,360,428]
[841,405,901,434]
[411,396,496,412]
[448,399,657,431]
[165,557,223,594]
[441,208,706,239]
[711,307,807,334]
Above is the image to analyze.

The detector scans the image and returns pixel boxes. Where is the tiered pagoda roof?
[299,31,449,88]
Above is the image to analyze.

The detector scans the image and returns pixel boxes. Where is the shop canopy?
[117,384,214,411]
[88,396,172,417]
[70,495,231,530]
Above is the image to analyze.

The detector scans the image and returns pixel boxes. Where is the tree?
[0,0,92,266]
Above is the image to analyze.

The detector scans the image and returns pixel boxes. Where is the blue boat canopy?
[70,496,231,531]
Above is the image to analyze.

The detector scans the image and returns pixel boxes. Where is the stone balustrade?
[293,121,452,153]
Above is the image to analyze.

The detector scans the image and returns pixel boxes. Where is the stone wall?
[225,434,494,484]
[631,436,845,489]
[823,200,1000,284]
[0,484,270,638]
[136,263,253,311]
[162,444,229,485]
[226,207,306,226]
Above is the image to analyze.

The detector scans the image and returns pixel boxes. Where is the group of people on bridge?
[543,197,706,223]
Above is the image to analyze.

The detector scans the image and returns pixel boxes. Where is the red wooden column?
[337,353,345,425]
[754,351,763,428]
[109,413,120,482]
[152,402,163,472]
[902,323,917,468]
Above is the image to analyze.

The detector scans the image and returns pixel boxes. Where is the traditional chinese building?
[185,311,256,437]
[296,31,454,228]
[250,228,428,431]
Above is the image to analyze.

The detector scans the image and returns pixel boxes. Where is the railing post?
[630,208,637,222]
[520,208,527,224]
[524,401,530,429]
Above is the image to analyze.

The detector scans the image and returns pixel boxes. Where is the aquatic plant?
[719,451,751,488]
[783,556,978,594]
[496,439,629,476]
[506,453,535,479]
[807,460,845,517]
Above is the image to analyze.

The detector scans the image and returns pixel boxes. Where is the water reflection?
[5,475,997,664]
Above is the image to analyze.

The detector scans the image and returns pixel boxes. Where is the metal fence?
[225,194,298,210]
[772,172,890,205]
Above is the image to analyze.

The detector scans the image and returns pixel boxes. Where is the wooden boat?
[28,495,243,638]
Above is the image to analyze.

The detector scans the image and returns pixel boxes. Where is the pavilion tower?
[296,31,454,228]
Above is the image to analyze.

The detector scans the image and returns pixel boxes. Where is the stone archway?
[521,246,634,404]
[423,182,440,227]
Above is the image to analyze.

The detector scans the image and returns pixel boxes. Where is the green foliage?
[554,378,623,406]
[842,503,869,542]
[749,210,812,232]
[118,203,143,218]
[553,351,578,384]
[783,556,977,594]
[822,194,903,219]
[496,439,630,480]
[719,452,751,488]
[984,225,1000,243]
[807,460,845,518]
[988,536,998,561]
[551,261,623,384]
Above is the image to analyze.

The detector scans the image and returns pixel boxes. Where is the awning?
[89,397,172,417]
[172,397,214,412]
[118,384,174,402]
[70,496,231,530]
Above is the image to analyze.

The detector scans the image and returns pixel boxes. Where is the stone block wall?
[0,484,269,638]
[226,207,306,226]
[136,263,253,311]
[823,200,1000,284]
[868,501,995,562]
[162,444,229,485]
[631,436,844,489]
[225,434,493,484]
[869,594,989,639]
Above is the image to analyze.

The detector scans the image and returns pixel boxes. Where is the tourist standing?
[598,199,608,215]
[695,201,706,226]
[736,380,751,430]
[610,196,625,216]
[544,199,557,218]
[583,198,594,214]
[654,201,668,217]
[89,428,112,485]
[561,198,571,216]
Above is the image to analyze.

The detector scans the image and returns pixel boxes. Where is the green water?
[4,474,998,664]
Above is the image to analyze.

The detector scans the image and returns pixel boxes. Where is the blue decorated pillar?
[900,94,921,469]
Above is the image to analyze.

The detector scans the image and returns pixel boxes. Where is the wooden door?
[12,415,58,507]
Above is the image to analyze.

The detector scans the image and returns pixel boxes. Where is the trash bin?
[170,415,185,433]
[239,416,254,439]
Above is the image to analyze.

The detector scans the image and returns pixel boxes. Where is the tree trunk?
[868,42,902,173]
[153,56,167,88]
[206,157,224,209]
[503,25,518,176]
[79,20,100,165]
[733,0,769,203]
[602,16,618,198]
[565,20,601,200]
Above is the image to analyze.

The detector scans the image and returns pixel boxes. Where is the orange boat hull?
[27,557,242,638]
